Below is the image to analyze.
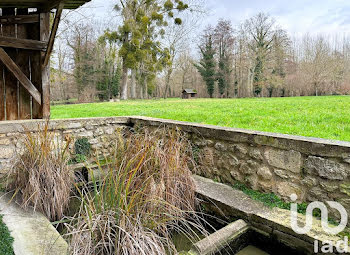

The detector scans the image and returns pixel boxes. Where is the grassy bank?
[0,215,14,255]
[51,96,350,141]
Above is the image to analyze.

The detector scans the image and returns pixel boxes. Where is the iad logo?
[290,194,348,235]
[290,194,349,253]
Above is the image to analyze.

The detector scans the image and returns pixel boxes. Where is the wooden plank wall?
[0,10,4,121]
[0,7,49,120]
[17,8,31,119]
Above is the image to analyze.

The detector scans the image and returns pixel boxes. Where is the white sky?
[65,0,350,37]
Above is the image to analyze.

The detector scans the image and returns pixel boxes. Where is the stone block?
[0,138,11,145]
[228,156,239,167]
[77,131,94,138]
[214,142,227,151]
[105,127,114,135]
[277,181,303,200]
[257,166,272,180]
[249,147,263,161]
[320,181,339,192]
[258,180,273,192]
[301,176,318,188]
[305,156,348,180]
[65,122,82,129]
[239,160,258,175]
[230,170,243,182]
[0,146,14,159]
[264,148,302,173]
[274,169,295,180]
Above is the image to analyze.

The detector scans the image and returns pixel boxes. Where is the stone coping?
[0,116,349,149]
[0,117,130,134]
[0,193,68,255]
[129,117,350,159]
[128,116,350,148]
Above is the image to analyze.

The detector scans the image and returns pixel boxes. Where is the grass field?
[51,96,350,142]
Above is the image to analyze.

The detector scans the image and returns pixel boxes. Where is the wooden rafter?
[0,36,47,51]
[0,47,42,105]
[0,0,91,10]
[0,14,39,25]
[42,0,64,12]
[43,1,64,67]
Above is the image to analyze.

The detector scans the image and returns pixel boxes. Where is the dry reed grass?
[66,127,205,255]
[7,121,73,221]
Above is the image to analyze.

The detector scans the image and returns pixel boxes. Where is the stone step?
[0,193,68,255]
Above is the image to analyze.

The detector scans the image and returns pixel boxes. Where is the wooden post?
[17,8,31,119]
[43,2,64,67]
[2,8,18,120]
[29,12,42,119]
[0,67,4,121]
[40,13,50,119]
[0,11,4,120]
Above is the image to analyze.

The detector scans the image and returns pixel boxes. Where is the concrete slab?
[193,175,348,253]
[0,193,68,255]
[190,219,249,255]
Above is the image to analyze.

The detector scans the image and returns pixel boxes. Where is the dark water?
[172,231,205,252]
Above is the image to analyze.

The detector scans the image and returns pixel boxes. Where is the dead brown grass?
[66,127,204,255]
[7,121,73,221]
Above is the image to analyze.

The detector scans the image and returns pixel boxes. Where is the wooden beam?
[0,47,41,105]
[2,8,18,120]
[0,36,47,51]
[43,1,64,67]
[0,0,91,10]
[42,0,64,12]
[40,13,50,118]
[17,8,32,119]
[0,14,39,25]
[29,13,43,119]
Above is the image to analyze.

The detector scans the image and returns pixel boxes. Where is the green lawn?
[51,96,350,142]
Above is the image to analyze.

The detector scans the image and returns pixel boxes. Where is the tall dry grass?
[66,127,205,255]
[7,122,73,221]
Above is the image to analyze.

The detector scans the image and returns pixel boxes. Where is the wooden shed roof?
[0,0,91,10]
[182,89,197,94]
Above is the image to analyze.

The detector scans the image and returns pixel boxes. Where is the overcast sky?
[65,0,350,38]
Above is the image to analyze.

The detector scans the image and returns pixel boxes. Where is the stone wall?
[0,117,129,176]
[1,116,350,219]
[130,117,350,219]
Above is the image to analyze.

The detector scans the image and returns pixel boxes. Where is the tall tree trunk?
[144,82,148,99]
[120,62,128,100]
[130,69,136,99]
[140,84,144,99]
[163,68,172,99]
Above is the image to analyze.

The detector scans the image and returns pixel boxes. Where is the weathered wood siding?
[0,8,49,120]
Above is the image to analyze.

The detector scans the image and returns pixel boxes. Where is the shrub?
[7,122,73,221]
[74,138,91,158]
[66,127,205,254]
[69,138,91,164]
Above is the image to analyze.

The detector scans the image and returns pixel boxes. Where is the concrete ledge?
[0,193,68,255]
[193,175,347,253]
[190,219,249,255]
